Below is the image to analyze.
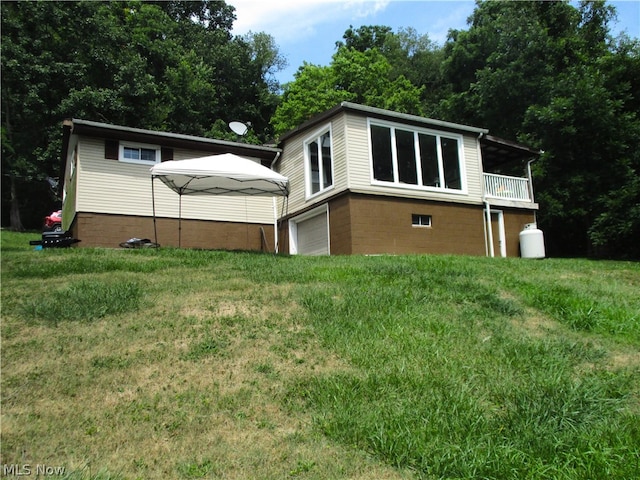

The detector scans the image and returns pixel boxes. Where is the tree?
[438,0,640,257]
[272,46,424,136]
[1,0,285,230]
[1,1,96,229]
[337,25,445,115]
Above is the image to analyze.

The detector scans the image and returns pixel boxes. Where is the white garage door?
[296,210,329,255]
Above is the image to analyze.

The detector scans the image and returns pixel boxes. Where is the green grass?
[1,230,638,479]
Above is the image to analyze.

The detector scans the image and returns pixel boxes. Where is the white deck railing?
[483,173,531,202]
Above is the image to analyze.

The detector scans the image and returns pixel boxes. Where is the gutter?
[526,153,541,224]
[270,151,281,169]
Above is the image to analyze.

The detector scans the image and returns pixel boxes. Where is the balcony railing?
[483,173,531,202]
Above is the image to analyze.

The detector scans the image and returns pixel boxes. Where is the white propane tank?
[520,223,545,259]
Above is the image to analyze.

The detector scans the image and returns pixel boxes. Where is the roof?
[278,102,489,143]
[277,102,540,168]
[480,134,542,169]
[62,118,281,162]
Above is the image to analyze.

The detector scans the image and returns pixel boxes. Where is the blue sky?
[230,0,640,85]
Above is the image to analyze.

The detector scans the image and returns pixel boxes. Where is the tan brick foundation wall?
[279,193,536,257]
[70,212,275,251]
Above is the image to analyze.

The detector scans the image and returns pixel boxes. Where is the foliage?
[338,25,446,115]
[272,46,424,136]
[438,0,640,258]
[0,0,285,230]
[270,62,351,136]
[19,278,142,324]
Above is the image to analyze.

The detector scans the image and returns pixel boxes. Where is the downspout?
[270,151,281,169]
[477,132,493,257]
[151,176,158,246]
[485,200,495,258]
[526,154,541,225]
[272,197,278,253]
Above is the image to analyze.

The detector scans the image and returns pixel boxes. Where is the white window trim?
[119,141,161,165]
[367,118,467,194]
[303,123,335,200]
[412,214,432,227]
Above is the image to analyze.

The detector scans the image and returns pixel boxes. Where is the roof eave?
[65,118,281,162]
[277,102,488,144]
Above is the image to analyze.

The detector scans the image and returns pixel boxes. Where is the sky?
[229,0,640,85]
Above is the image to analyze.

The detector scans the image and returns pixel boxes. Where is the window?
[371,124,393,182]
[441,137,461,189]
[119,142,160,165]
[305,127,333,196]
[412,214,432,227]
[369,120,464,192]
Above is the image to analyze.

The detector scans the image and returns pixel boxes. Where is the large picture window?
[305,127,333,197]
[370,121,464,192]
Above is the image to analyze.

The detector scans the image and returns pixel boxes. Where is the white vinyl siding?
[463,133,483,200]
[75,137,274,223]
[344,114,372,190]
[276,134,306,212]
[277,114,349,215]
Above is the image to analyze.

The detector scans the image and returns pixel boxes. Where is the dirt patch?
[609,350,640,369]
[510,310,560,338]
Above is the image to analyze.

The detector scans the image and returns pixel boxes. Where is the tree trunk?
[9,175,24,231]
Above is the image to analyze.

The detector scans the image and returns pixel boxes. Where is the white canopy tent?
[150,153,289,251]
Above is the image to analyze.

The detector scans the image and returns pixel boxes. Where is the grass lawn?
[1,230,638,479]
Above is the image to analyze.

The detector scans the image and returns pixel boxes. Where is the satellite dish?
[229,121,249,136]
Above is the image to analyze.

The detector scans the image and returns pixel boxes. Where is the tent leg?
[179,195,182,248]
[272,197,278,254]
[151,177,158,246]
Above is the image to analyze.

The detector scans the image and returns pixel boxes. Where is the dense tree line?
[1,0,284,229]
[2,0,638,258]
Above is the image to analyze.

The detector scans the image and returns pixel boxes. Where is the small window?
[412,214,432,227]
[119,142,160,165]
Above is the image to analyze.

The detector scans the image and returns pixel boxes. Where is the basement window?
[119,142,160,165]
[412,214,432,227]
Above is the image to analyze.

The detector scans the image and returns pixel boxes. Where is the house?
[60,103,541,256]
[273,102,541,257]
[60,119,282,250]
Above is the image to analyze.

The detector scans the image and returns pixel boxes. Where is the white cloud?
[427,3,472,44]
[230,0,390,44]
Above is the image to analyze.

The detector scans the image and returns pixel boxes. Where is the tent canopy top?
[150,153,289,197]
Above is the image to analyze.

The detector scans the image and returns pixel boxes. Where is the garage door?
[296,210,329,255]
